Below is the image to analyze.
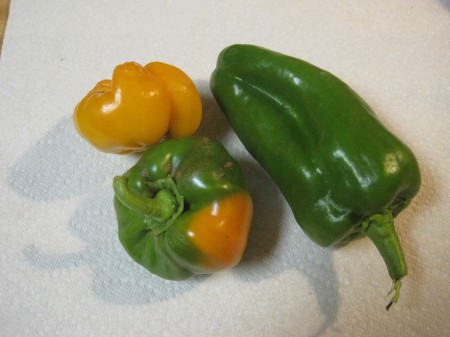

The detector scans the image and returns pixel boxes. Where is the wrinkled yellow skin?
[73,62,202,154]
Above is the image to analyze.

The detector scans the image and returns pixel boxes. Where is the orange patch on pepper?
[187,193,253,270]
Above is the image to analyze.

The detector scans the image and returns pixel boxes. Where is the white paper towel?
[1,0,449,336]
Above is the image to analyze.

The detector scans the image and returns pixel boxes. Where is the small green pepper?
[210,44,421,309]
[113,136,253,280]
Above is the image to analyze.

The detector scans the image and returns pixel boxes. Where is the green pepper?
[210,44,421,309]
[113,136,253,280]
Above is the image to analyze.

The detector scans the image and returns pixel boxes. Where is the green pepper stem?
[113,175,184,234]
[363,211,407,310]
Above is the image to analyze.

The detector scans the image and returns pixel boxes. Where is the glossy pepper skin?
[210,44,421,308]
[73,61,202,154]
[113,136,253,280]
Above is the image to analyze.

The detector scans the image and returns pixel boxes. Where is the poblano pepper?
[210,44,421,309]
[113,136,253,280]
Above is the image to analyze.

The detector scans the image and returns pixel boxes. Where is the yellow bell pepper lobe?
[145,62,202,139]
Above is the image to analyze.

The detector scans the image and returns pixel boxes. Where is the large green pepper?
[113,136,253,280]
[210,44,421,309]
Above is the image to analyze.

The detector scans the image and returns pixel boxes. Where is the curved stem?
[363,211,407,310]
[113,175,184,234]
[385,280,401,311]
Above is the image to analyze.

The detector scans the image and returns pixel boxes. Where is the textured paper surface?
[1,0,449,336]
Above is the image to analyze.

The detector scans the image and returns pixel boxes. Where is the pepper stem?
[113,175,184,234]
[363,211,407,310]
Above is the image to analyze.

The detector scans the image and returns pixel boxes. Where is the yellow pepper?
[73,61,202,154]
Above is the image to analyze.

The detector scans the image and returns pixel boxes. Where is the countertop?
[0,0,9,52]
